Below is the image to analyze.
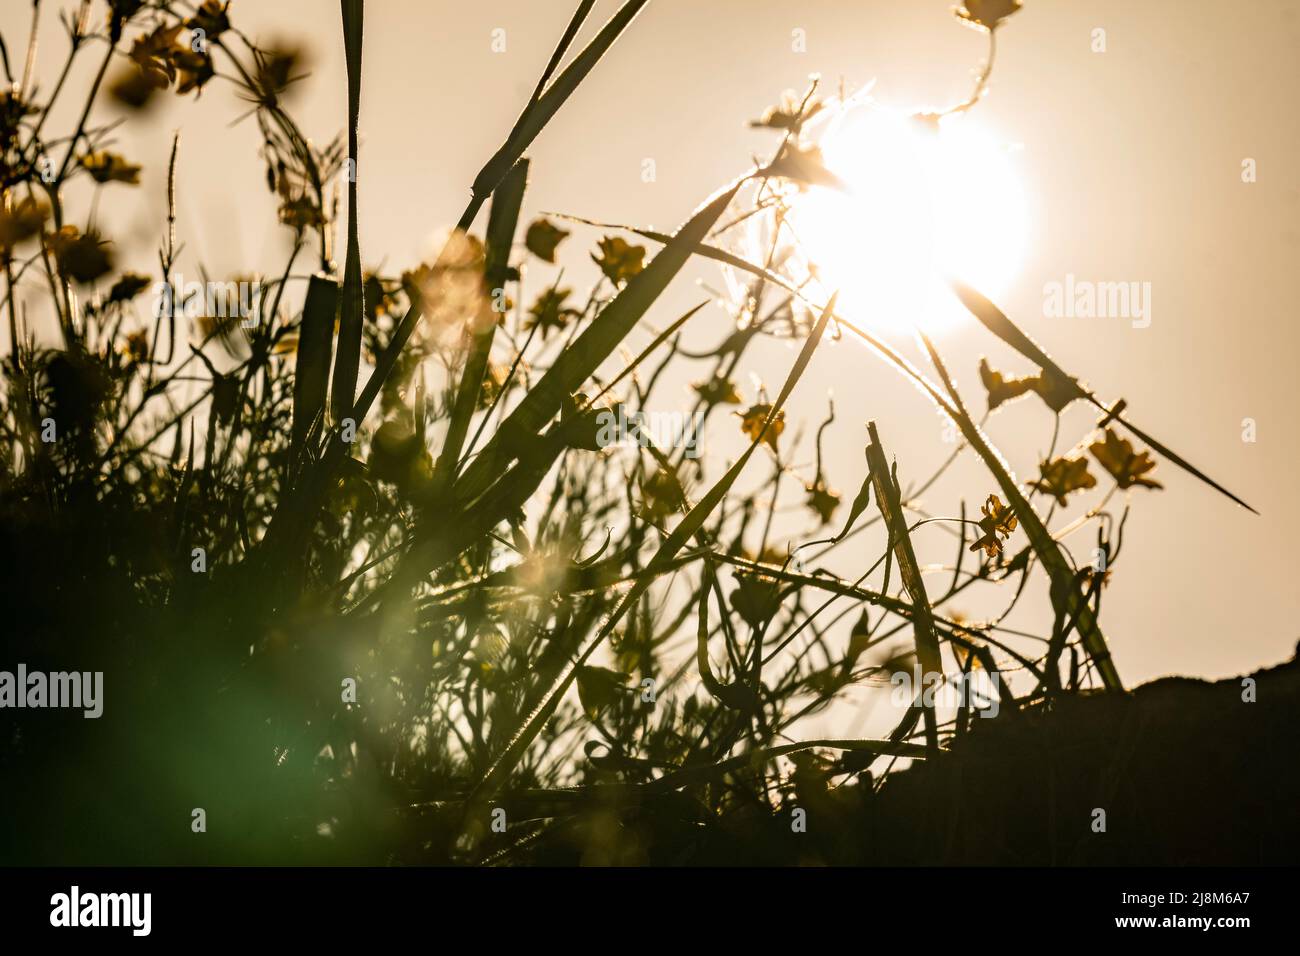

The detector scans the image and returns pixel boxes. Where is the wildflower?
[762,143,849,191]
[477,359,521,410]
[249,43,305,105]
[592,236,645,285]
[1089,427,1163,491]
[1029,455,1097,507]
[0,197,49,252]
[638,466,687,523]
[402,231,489,333]
[79,151,142,185]
[129,24,186,90]
[46,226,114,284]
[524,218,569,262]
[277,195,324,232]
[805,478,841,525]
[109,67,157,110]
[107,272,151,304]
[186,0,232,40]
[525,285,580,338]
[731,547,788,628]
[969,493,1017,558]
[174,50,216,96]
[691,375,742,406]
[122,329,150,365]
[737,403,784,451]
[750,93,824,134]
[954,0,1022,32]
[0,89,35,153]
[978,357,1036,410]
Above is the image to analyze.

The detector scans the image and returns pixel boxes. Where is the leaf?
[828,467,872,545]
[1029,455,1097,507]
[1089,427,1163,491]
[524,217,569,262]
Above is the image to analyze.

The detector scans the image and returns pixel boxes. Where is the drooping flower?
[737,403,784,451]
[954,0,1023,32]
[524,218,569,263]
[1089,428,1163,491]
[525,285,580,338]
[1029,455,1097,507]
[46,226,114,284]
[969,493,1017,558]
[592,236,645,286]
[79,151,142,185]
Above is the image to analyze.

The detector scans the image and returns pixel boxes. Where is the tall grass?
[0,0,1253,865]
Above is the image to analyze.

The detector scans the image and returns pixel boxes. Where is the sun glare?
[789,105,1027,335]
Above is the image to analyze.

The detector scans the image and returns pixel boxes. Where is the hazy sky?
[6,0,1298,687]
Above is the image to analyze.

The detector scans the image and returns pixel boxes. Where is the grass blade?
[950,279,1257,515]
[432,158,529,496]
[331,0,365,423]
[865,421,942,754]
[464,0,648,229]
[455,177,745,505]
[467,293,836,806]
[291,274,340,465]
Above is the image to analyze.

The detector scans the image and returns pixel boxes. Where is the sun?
[787,104,1028,335]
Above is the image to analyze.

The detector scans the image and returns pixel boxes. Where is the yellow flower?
[525,285,579,338]
[79,151,142,185]
[691,376,742,406]
[524,218,569,263]
[805,479,841,525]
[1029,455,1097,507]
[592,236,645,285]
[1089,428,1163,491]
[954,0,1023,32]
[978,357,1036,411]
[969,493,1017,558]
[46,226,114,284]
[0,197,49,252]
[736,403,784,451]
